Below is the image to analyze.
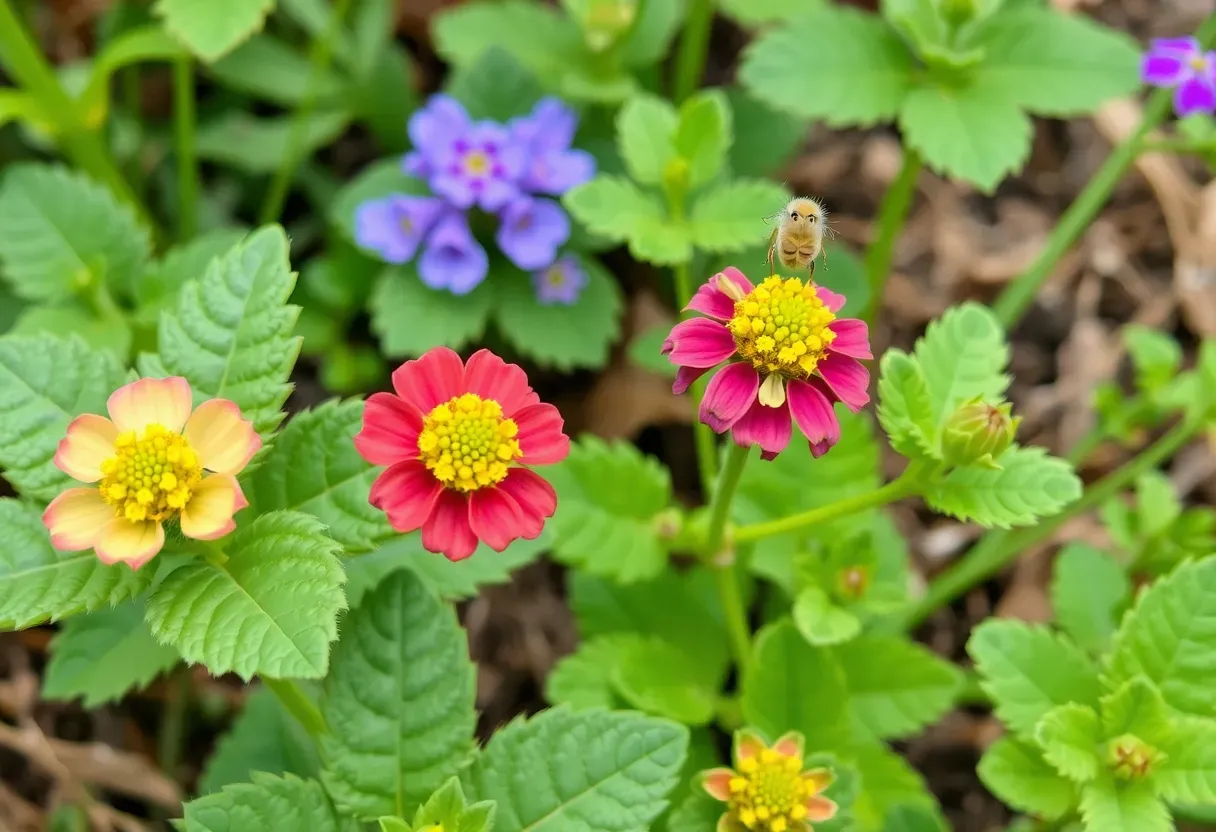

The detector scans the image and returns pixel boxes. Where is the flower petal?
[43,487,114,551]
[107,376,192,433]
[802,768,834,793]
[806,796,838,822]
[685,267,751,320]
[180,475,246,541]
[184,399,261,475]
[815,285,846,313]
[700,768,736,802]
[816,352,871,412]
[734,730,768,763]
[498,467,556,539]
[94,517,164,570]
[421,488,479,561]
[54,414,118,482]
[370,460,444,533]
[731,397,793,458]
[354,392,424,466]
[514,404,570,465]
[787,379,841,445]
[391,347,466,414]
[1175,75,1216,117]
[1142,53,1188,86]
[674,365,711,396]
[463,349,540,414]
[718,266,754,297]
[810,438,834,458]
[663,318,737,369]
[468,487,527,552]
[772,731,806,759]
[826,318,872,359]
[700,363,759,432]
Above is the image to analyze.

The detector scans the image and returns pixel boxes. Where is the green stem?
[734,460,927,544]
[263,677,327,738]
[121,66,143,199]
[861,147,922,323]
[172,56,197,242]
[672,0,713,103]
[705,442,750,557]
[991,12,1216,328]
[259,0,352,224]
[1140,136,1216,155]
[673,260,719,496]
[704,443,754,674]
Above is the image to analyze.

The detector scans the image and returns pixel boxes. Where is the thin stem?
[704,444,754,674]
[263,677,326,738]
[673,260,719,497]
[672,0,713,104]
[172,56,197,242]
[705,442,750,558]
[121,66,143,198]
[259,0,352,224]
[861,147,922,323]
[734,460,926,544]
[1139,136,1216,155]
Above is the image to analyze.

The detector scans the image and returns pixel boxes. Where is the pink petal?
[815,285,846,313]
[700,768,735,802]
[673,365,710,396]
[787,379,841,445]
[421,488,478,561]
[817,352,870,412]
[718,266,754,296]
[730,398,792,458]
[810,438,835,458]
[685,267,753,320]
[699,363,759,433]
[369,460,443,533]
[663,318,737,369]
[498,468,557,539]
[514,403,570,465]
[390,347,465,414]
[826,318,872,359]
[462,349,539,414]
[468,487,526,552]
[354,393,425,466]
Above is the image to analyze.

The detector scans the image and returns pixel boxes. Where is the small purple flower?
[495,196,571,271]
[354,195,443,264]
[509,97,597,195]
[403,94,470,180]
[1143,37,1216,118]
[418,212,489,296]
[532,255,588,306]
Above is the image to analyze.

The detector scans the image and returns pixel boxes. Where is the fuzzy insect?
[766,196,830,277]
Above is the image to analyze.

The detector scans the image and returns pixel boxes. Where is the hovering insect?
[766,196,830,277]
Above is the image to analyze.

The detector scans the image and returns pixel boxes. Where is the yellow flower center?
[463,150,491,176]
[731,750,812,831]
[1191,55,1209,73]
[727,276,836,379]
[99,424,203,523]
[417,393,522,492]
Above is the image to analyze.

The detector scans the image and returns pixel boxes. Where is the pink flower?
[663,268,871,460]
[354,347,570,562]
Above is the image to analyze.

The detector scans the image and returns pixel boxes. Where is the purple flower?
[418,212,489,296]
[1143,37,1216,118]
[509,97,596,195]
[495,196,571,271]
[354,195,443,263]
[532,255,588,306]
[403,94,470,180]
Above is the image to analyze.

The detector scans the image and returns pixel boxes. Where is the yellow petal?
[184,399,262,475]
[94,517,164,570]
[758,373,786,408]
[107,377,193,434]
[181,474,246,541]
[54,414,118,482]
[43,487,114,551]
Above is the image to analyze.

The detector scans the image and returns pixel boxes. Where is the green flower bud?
[581,0,637,52]
[662,156,690,202]
[936,0,977,28]
[941,398,1021,469]
[1106,734,1164,781]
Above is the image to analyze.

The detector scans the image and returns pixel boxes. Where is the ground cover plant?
[0,0,1215,830]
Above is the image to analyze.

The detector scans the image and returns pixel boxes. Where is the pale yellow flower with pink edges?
[42,377,261,570]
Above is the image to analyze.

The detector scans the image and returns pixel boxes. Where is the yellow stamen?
[99,423,204,523]
[728,276,837,380]
[417,393,522,492]
[717,736,836,832]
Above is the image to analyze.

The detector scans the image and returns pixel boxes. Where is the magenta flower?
[663,269,872,460]
[532,256,588,305]
[354,195,444,264]
[1142,37,1216,118]
[509,98,597,195]
[417,213,489,295]
[496,196,571,271]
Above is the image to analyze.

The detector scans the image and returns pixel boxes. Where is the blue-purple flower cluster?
[356,95,596,301]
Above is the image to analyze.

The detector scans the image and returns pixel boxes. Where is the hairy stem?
[263,677,327,738]
[672,0,714,104]
[704,443,753,673]
[172,57,197,242]
[861,147,922,323]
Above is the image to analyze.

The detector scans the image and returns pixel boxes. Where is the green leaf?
[1157,717,1216,804]
[196,111,351,174]
[612,637,716,725]
[876,349,936,458]
[155,0,275,62]
[718,0,823,26]
[42,599,178,708]
[408,777,496,832]
[850,744,938,830]
[912,302,1010,425]
[834,635,962,741]
[925,446,1082,529]
[1036,703,1101,783]
[432,1,584,90]
[563,176,690,265]
[546,635,635,710]
[320,570,476,819]
[1079,777,1169,832]
[0,333,125,500]
[977,737,1076,820]
[0,499,152,629]
[369,266,493,358]
[154,225,301,437]
[881,805,948,832]
[445,47,544,123]
[145,511,346,681]
[137,227,248,310]
[11,303,131,361]
[793,586,861,646]
[181,773,356,831]
[899,79,1032,192]
[967,619,1101,737]
[209,36,343,106]
[493,255,623,370]
[1100,677,1173,746]
[1123,324,1183,391]
[78,26,187,124]
[1106,557,1216,718]
[0,163,150,303]
[617,94,678,186]
[673,89,732,189]
[199,688,321,794]
[460,707,688,832]
[725,86,809,178]
[688,179,790,254]
[665,791,725,832]
[545,435,672,583]
[1051,543,1129,655]
[245,399,391,554]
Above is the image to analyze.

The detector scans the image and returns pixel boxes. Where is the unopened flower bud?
[582,0,637,51]
[836,566,871,601]
[1106,734,1163,781]
[936,0,977,28]
[662,157,690,201]
[941,398,1020,469]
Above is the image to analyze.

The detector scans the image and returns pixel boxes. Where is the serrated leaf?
[246,399,391,554]
[1051,543,1129,656]
[563,177,690,265]
[181,772,355,831]
[137,227,248,310]
[1036,703,1101,783]
[925,446,1082,529]
[546,635,636,710]
[850,743,938,831]
[834,635,961,741]
[1157,717,1216,804]
[408,776,496,832]
[913,302,1010,425]
[145,511,346,680]
[612,637,716,725]
[977,737,1075,820]
[11,303,131,361]
[1100,677,1173,747]
[793,586,861,646]
[546,435,672,583]
[199,688,320,794]
[155,0,275,63]
[1079,777,1169,832]
[968,619,1101,737]
[460,707,688,832]
[432,0,584,88]
[0,163,150,303]
[688,179,790,254]
[0,499,152,629]
[876,349,936,458]
[673,90,732,189]
[617,94,678,185]
[155,225,300,437]
[368,265,493,358]
[42,599,178,708]
[321,570,476,819]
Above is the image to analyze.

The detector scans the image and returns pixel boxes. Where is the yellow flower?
[700,730,837,832]
[42,377,261,570]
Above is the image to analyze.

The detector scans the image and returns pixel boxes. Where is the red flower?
[354,348,570,561]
